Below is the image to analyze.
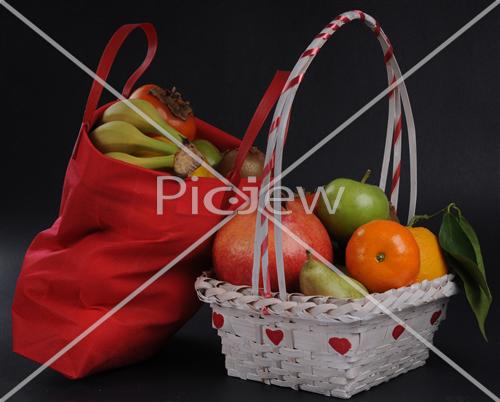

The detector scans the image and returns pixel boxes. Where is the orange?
[346,220,420,293]
[407,227,448,282]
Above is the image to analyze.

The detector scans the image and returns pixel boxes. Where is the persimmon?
[130,84,197,140]
[346,220,420,293]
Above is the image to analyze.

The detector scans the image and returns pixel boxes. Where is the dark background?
[1,0,499,401]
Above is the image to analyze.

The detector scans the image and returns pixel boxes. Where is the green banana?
[101,99,185,143]
[91,121,178,155]
[105,152,174,170]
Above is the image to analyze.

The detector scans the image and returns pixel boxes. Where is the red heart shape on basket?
[392,325,405,340]
[266,328,284,345]
[212,312,224,329]
[328,337,351,355]
[430,310,442,325]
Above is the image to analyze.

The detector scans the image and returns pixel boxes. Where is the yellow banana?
[101,99,184,143]
[105,152,174,170]
[91,121,178,155]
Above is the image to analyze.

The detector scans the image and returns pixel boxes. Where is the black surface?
[1,1,499,401]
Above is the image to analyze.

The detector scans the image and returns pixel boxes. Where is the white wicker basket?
[196,10,458,398]
[196,274,457,398]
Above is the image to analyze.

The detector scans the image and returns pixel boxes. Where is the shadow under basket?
[195,273,458,399]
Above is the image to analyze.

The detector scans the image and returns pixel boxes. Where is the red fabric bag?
[12,23,288,379]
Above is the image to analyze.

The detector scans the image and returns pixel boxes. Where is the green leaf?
[451,205,485,274]
[438,206,492,340]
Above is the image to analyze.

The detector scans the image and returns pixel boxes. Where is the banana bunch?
[90,98,206,176]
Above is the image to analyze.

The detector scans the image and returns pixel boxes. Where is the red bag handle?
[228,71,290,184]
[82,23,158,129]
[80,22,287,188]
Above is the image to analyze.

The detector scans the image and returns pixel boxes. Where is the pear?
[91,121,178,155]
[102,98,184,143]
[105,152,174,170]
[299,252,367,299]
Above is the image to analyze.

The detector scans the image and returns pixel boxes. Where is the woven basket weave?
[196,10,458,398]
[196,274,457,398]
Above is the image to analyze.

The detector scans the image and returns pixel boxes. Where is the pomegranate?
[213,198,333,292]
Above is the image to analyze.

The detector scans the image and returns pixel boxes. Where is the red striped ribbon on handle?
[252,10,418,300]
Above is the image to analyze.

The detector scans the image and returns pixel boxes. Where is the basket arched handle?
[252,10,418,299]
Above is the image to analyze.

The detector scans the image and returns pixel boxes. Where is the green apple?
[317,170,390,243]
[193,139,222,167]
